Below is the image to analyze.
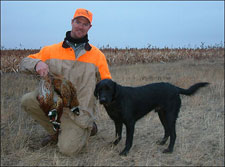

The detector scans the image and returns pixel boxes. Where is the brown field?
[1,48,224,166]
[0,46,224,72]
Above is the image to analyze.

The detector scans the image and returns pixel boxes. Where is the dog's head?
[94,79,118,105]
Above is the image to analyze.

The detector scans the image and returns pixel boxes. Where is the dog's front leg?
[113,121,123,145]
[119,121,135,156]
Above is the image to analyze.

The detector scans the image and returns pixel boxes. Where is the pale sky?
[1,1,224,49]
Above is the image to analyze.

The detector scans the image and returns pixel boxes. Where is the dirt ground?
[1,57,224,166]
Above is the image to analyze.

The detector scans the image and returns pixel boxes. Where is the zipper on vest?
[66,40,86,60]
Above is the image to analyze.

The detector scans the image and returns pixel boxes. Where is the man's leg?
[21,89,58,146]
[57,109,92,155]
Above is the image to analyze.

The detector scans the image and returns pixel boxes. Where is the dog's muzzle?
[99,97,107,104]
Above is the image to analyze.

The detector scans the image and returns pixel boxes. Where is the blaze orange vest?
[28,42,111,80]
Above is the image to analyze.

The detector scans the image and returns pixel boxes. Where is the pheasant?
[37,73,80,132]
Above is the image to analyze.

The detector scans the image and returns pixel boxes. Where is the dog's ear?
[112,80,119,99]
[94,82,99,99]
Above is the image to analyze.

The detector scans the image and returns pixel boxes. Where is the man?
[20,8,112,155]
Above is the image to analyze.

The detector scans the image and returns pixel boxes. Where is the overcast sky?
[1,1,224,49]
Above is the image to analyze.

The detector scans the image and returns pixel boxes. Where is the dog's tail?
[177,82,209,96]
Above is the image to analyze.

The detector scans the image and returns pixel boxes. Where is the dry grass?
[1,52,224,166]
[0,46,224,73]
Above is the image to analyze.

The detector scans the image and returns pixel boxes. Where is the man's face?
[71,17,92,39]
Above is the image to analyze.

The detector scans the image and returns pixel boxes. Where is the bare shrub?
[1,46,224,73]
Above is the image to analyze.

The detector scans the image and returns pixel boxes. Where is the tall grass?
[1,46,224,73]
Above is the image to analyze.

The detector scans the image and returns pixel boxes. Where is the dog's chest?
[105,105,122,121]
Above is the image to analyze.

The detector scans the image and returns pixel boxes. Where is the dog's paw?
[156,139,166,145]
[156,137,168,145]
[162,148,173,153]
[109,141,118,147]
[113,139,120,145]
[119,150,128,156]
[109,141,115,147]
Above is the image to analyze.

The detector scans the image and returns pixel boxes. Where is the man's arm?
[19,47,50,76]
[96,50,112,80]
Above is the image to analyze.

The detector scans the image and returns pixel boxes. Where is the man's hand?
[35,61,49,77]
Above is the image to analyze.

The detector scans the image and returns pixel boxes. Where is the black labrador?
[94,79,209,156]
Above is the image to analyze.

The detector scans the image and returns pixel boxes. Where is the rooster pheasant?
[37,73,80,132]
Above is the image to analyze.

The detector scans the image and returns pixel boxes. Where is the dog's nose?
[99,97,107,104]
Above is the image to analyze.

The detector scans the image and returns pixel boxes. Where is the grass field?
[1,49,224,166]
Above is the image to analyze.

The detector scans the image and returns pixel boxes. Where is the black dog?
[94,79,209,156]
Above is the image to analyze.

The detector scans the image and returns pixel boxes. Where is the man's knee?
[21,90,41,114]
[58,114,90,155]
[58,129,89,155]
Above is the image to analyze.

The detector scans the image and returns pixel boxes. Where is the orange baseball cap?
[73,8,93,24]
